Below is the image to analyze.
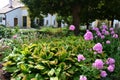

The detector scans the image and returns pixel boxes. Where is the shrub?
[0,26,13,38]
[2,36,114,80]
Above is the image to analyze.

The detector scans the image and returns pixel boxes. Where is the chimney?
[9,0,13,8]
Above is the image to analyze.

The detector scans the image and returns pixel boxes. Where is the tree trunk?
[111,15,114,27]
[72,5,81,36]
[86,22,89,29]
[111,18,114,27]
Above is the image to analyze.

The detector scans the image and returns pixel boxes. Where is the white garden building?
[0,0,58,28]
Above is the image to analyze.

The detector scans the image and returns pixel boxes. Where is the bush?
[2,35,114,80]
[0,26,13,38]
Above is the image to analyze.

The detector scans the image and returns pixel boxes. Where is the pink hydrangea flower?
[106,58,115,65]
[93,43,103,53]
[102,29,106,34]
[105,31,109,35]
[113,34,118,38]
[102,25,108,29]
[110,28,114,31]
[111,31,115,35]
[96,31,101,36]
[100,71,107,77]
[69,25,75,31]
[106,40,110,44]
[100,35,105,39]
[79,75,87,80]
[92,59,104,70]
[93,27,99,31]
[13,34,17,39]
[77,54,86,62]
[84,30,93,41]
[107,65,115,72]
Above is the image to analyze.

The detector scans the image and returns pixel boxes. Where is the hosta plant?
[2,36,114,80]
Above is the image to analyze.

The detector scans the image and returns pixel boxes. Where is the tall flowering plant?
[92,25,119,56]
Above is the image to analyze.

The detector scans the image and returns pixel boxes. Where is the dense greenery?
[0,26,13,38]
[0,26,119,80]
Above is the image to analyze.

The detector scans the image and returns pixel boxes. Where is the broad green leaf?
[50,77,58,80]
[48,68,55,77]
[34,65,45,70]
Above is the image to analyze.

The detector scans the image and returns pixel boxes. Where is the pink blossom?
[106,58,115,65]
[69,25,75,31]
[102,25,108,29]
[93,43,103,53]
[96,31,101,36]
[111,31,115,35]
[77,54,86,62]
[100,35,105,39]
[93,27,99,31]
[107,65,115,72]
[105,31,109,35]
[100,71,107,77]
[102,29,106,34]
[106,40,110,44]
[84,30,93,41]
[79,75,87,80]
[113,34,118,38]
[110,28,114,31]
[92,59,104,70]
[13,35,17,39]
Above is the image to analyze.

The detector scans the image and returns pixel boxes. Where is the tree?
[21,0,101,35]
[95,0,120,27]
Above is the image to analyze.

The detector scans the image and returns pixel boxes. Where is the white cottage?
[0,0,58,28]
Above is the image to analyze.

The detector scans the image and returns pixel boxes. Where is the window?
[0,17,2,22]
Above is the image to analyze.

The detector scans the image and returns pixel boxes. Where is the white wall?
[6,8,22,27]
[22,9,28,16]
[44,14,57,27]
[0,14,6,25]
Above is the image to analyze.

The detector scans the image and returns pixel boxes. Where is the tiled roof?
[0,0,24,14]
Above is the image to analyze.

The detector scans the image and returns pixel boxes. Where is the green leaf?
[34,65,45,70]
[18,63,29,73]
[55,67,61,76]
[48,68,55,77]
[50,77,58,80]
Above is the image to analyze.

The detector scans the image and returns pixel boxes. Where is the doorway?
[23,16,27,27]
[14,18,18,26]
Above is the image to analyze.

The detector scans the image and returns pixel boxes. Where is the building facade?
[0,0,58,28]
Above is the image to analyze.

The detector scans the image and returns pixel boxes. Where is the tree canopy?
[21,0,120,35]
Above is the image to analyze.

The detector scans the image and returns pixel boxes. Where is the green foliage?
[2,35,107,80]
[0,26,13,38]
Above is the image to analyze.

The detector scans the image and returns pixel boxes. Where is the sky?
[0,0,9,9]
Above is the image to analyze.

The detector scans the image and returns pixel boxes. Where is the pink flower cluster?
[92,59,104,70]
[106,58,115,72]
[84,30,93,41]
[77,54,86,62]
[93,25,119,39]
[13,34,17,39]
[79,75,87,80]
[93,43,103,53]
[100,71,107,77]
[69,25,75,31]
[106,40,110,44]
[92,57,115,78]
